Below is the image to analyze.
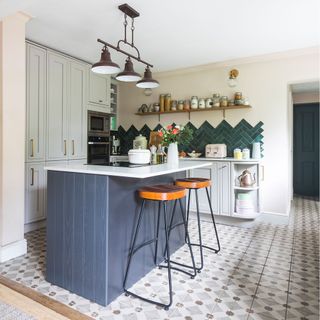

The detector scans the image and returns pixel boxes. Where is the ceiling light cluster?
[92,3,159,89]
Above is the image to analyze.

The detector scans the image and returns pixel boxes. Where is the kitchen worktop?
[44,160,212,178]
[180,157,260,162]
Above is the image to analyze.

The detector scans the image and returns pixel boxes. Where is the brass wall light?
[92,3,159,89]
[228,69,239,88]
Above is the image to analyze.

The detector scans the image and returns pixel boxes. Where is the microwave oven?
[88,111,110,135]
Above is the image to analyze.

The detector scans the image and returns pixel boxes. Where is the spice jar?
[199,98,205,109]
[164,94,171,112]
[206,98,213,108]
[170,100,177,111]
[159,94,165,112]
[233,148,242,160]
[235,92,242,100]
[212,93,220,107]
[178,100,184,111]
[191,96,198,109]
[183,100,190,111]
[220,96,228,107]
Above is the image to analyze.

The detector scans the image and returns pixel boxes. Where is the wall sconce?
[228,69,239,88]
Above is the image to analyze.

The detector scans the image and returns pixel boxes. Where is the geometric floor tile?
[0,196,318,320]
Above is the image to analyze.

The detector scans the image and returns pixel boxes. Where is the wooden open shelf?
[135,105,252,120]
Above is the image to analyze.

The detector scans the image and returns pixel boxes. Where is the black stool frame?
[123,198,196,310]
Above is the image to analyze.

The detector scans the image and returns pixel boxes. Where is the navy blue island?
[45,161,211,306]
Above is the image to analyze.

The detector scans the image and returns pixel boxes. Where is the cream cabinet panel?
[25,162,46,223]
[217,162,231,215]
[88,71,111,112]
[26,44,46,162]
[47,52,68,160]
[69,61,88,159]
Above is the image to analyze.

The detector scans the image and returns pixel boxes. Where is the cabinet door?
[26,44,46,162]
[89,71,110,109]
[47,52,68,160]
[69,61,88,159]
[189,167,213,214]
[218,162,231,216]
[25,162,46,224]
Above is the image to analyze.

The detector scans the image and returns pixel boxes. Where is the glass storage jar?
[191,96,198,109]
[164,94,171,112]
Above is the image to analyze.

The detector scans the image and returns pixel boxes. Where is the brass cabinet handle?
[64,140,67,156]
[72,140,75,155]
[30,139,34,157]
[30,168,34,186]
[99,99,103,103]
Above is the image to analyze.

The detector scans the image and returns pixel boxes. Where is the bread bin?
[128,149,151,164]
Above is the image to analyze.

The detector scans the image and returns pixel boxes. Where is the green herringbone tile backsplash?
[118,119,264,157]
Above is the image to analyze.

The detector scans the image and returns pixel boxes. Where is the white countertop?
[44,160,213,179]
[180,157,260,162]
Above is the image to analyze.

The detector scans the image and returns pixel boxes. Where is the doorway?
[293,103,319,197]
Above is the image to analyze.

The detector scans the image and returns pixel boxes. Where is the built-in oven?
[87,135,110,165]
[88,111,110,136]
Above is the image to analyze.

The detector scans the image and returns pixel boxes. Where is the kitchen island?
[45,161,212,306]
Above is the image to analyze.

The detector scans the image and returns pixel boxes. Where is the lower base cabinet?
[188,160,260,219]
[25,159,87,226]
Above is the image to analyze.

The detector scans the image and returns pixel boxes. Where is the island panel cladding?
[118,119,264,156]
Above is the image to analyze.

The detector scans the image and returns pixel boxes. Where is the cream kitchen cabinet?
[88,71,111,112]
[26,44,47,162]
[188,161,231,216]
[25,162,46,223]
[47,52,87,160]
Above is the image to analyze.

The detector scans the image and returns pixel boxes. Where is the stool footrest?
[169,221,184,231]
[158,263,195,278]
[189,242,220,253]
[131,238,157,256]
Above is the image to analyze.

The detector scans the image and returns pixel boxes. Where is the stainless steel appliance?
[87,111,110,164]
[88,111,110,136]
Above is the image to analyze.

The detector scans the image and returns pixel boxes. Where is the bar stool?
[174,178,220,273]
[123,184,196,310]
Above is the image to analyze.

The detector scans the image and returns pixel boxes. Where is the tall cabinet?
[25,42,91,227]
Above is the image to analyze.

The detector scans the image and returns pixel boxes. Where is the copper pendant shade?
[91,4,159,87]
[91,46,120,74]
[116,57,141,82]
[136,66,159,88]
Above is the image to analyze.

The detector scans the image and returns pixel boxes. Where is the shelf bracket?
[223,109,226,119]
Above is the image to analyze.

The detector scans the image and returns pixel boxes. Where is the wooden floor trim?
[0,275,93,320]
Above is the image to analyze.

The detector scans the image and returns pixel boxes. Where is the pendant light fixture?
[91,3,159,88]
[136,66,159,88]
[116,57,141,82]
[91,46,121,74]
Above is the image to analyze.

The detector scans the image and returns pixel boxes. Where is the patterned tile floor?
[0,196,319,320]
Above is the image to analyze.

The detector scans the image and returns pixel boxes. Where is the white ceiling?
[4,0,320,72]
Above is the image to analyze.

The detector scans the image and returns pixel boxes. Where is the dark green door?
[293,103,319,196]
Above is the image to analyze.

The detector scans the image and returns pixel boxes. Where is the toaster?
[205,144,227,158]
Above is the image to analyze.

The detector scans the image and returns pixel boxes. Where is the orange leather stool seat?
[139,184,186,201]
[175,178,211,189]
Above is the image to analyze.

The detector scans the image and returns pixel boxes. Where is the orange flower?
[172,128,179,134]
[158,131,163,137]
[167,125,173,130]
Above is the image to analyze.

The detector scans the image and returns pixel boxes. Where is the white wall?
[0,12,30,262]
[118,48,320,216]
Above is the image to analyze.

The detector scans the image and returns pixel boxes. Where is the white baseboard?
[24,219,46,233]
[0,239,27,263]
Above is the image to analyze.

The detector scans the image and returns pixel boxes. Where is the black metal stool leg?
[154,201,161,265]
[194,189,204,272]
[185,189,192,242]
[162,201,173,310]
[123,200,146,291]
[205,187,221,253]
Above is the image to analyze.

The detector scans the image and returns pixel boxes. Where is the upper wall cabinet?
[88,71,111,112]
[47,53,88,161]
[26,44,47,162]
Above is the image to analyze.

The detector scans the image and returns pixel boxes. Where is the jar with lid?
[199,98,205,109]
[170,100,177,111]
[233,148,242,160]
[234,92,242,100]
[212,93,220,107]
[205,98,213,108]
[164,94,171,112]
[153,103,160,112]
[242,148,250,159]
[191,96,198,109]
[220,96,228,107]
[178,100,184,111]
[159,94,165,112]
[183,99,190,111]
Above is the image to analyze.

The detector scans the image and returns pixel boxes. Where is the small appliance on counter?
[133,134,148,149]
[128,149,151,164]
[205,144,227,158]
[111,134,121,155]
